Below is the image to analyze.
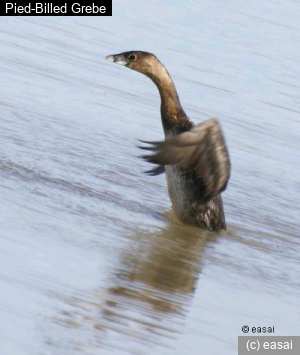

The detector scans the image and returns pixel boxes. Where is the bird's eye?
[128,54,137,61]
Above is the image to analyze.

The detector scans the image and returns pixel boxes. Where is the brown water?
[0,2,300,354]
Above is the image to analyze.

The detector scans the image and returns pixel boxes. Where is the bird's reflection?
[96,221,216,346]
[50,221,217,351]
[105,223,213,314]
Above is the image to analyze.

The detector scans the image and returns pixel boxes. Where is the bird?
[106,51,230,231]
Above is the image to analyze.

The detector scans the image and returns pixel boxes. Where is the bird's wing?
[139,118,230,201]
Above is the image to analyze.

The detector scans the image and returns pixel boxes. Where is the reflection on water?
[51,223,213,352]
[0,2,300,355]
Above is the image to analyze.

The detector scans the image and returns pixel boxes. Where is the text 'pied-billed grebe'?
[106,51,231,231]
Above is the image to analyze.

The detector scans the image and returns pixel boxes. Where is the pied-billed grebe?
[106,51,231,231]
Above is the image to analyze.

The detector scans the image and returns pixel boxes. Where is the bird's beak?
[106,53,127,66]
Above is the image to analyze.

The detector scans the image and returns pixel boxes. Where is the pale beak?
[106,54,127,66]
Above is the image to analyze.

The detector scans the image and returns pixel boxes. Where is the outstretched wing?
[139,118,230,200]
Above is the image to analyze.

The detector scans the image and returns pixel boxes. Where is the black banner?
[3,1,112,16]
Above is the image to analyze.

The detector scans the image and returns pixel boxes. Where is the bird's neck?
[147,65,184,117]
[146,65,190,134]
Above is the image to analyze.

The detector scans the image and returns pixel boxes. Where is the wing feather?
[139,118,230,200]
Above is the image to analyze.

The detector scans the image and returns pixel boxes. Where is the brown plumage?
[106,51,231,231]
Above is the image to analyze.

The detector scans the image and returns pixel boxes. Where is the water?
[0,1,300,354]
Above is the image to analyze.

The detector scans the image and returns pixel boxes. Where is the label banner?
[239,336,300,355]
[3,2,112,16]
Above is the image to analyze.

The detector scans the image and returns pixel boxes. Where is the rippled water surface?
[1,2,300,354]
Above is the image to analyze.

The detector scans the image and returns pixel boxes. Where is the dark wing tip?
[137,139,163,152]
[138,139,161,145]
[144,165,165,176]
[139,154,156,163]
[137,145,158,151]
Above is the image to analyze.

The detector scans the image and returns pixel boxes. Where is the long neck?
[146,65,191,134]
[147,64,184,116]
